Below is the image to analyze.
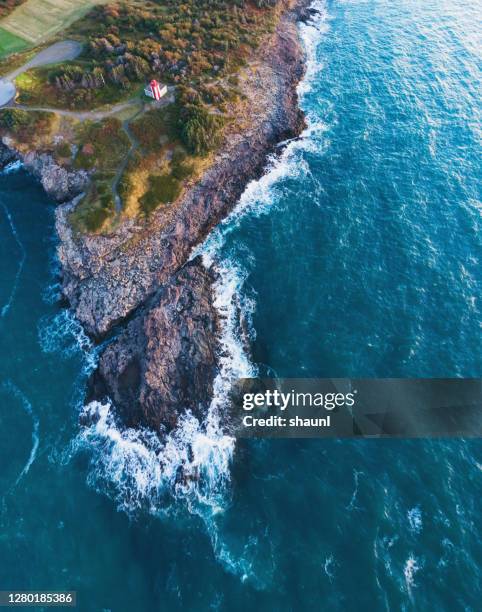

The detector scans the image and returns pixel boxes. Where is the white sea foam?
[407,506,423,534]
[346,469,363,510]
[323,555,337,581]
[297,0,330,98]
[42,281,62,305]
[1,204,26,318]
[2,381,40,488]
[68,400,235,516]
[38,309,97,374]
[404,555,421,591]
[1,159,22,175]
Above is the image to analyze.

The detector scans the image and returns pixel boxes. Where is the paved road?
[0,81,15,106]
[0,40,82,107]
[7,40,82,80]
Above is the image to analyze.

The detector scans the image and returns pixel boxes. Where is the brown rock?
[87,258,220,432]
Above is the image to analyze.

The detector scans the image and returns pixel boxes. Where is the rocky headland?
[1,0,312,432]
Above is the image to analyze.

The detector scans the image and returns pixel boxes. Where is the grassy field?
[0,26,28,57]
[0,0,109,45]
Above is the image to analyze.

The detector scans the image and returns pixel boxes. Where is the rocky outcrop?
[86,257,220,431]
[22,150,89,202]
[3,0,310,434]
[56,1,307,338]
[1,137,89,202]
[0,141,17,167]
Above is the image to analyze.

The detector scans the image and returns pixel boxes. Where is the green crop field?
[0,26,28,57]
[0,0,110,45]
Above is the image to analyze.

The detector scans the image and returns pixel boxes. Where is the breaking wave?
[407,506,423,534]
[404,555,421,592]
[38,309,97,374]
[0,159,22,175]
[69,401,234,516]
[297,0,330,98]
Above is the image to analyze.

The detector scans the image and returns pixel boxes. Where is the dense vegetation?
[0,107,52,135]
[18,0,277,149]
[3,0,283,232]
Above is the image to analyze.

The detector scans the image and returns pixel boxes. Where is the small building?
[144,79,167,101]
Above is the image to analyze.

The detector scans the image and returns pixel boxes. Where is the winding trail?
[0,39,175,212]
[15,91,173,213]
[111,112,143,213]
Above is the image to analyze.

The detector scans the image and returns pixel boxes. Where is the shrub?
[73,186,115,233]
[140,174,181,215]
[0,109,32,130]
[83,206,110,232]
[180,104,224,155]
[56,142,71,158]
[171,159,194,180]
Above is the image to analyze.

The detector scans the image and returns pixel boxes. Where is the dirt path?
[12,85,174,120]
[14,98,141,121]
[111,113,143,213]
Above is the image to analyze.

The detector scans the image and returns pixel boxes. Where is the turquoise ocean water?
[1,0,481,609]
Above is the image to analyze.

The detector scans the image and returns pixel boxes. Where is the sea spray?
[38,309,97,372]
[0,159,22,175]
[67,401,235,517]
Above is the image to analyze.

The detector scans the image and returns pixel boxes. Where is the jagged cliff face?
[1,1,310,434]
[86,258,220,432]
[1,138,90,202]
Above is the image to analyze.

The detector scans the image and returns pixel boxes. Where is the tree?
[180,104,224,155]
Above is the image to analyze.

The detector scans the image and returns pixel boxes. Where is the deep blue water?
[1,0,481,609]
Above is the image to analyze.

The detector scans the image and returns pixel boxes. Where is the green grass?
[0,0,110,44]
[0,26,28,57]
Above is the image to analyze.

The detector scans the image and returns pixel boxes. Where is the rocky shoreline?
[1,0,312,432]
